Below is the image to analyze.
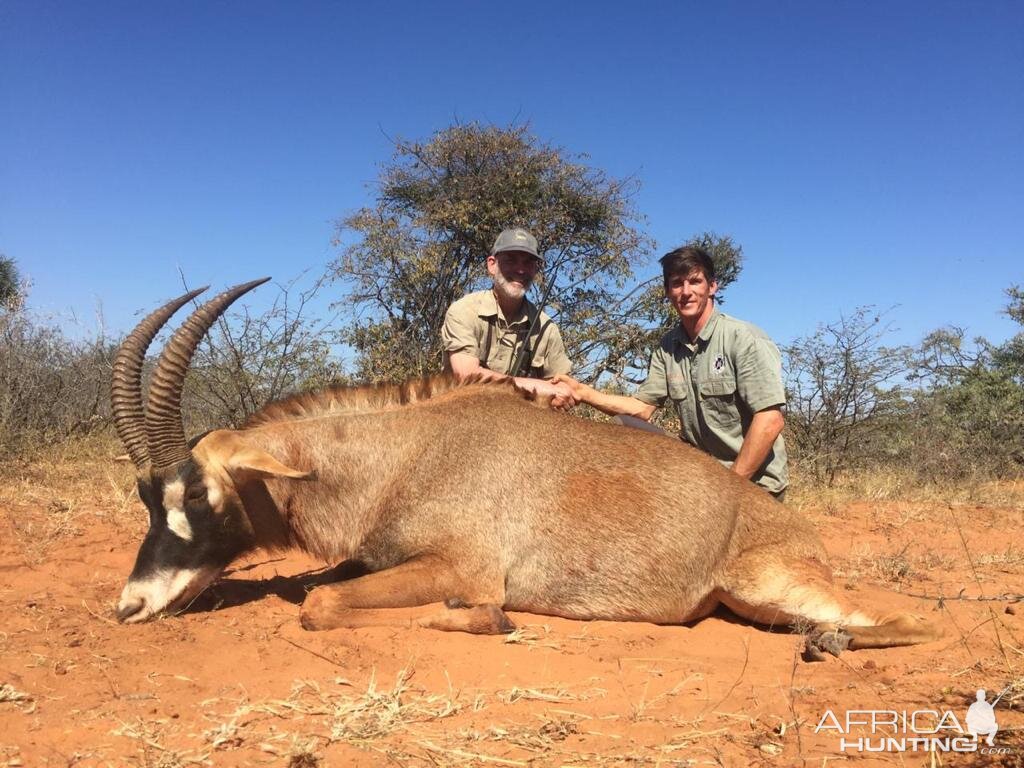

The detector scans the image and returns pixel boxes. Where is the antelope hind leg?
[300,555,513,634]
[812,613,943,653]
[719,552,942,657]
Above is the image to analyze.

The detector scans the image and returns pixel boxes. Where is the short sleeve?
[535,323,572,376]
[635,345,671,407]
[733,331,786,413]
[441,302,481,357]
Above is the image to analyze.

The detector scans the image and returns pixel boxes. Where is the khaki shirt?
[636,309,788,493]
[442,290,572,378]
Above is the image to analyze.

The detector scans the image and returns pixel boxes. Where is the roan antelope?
[112,279,942,658]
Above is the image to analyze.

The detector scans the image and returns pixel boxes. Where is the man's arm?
[730,329,788,482]
[449,351,577,408]
[550,374,656,421]
[731,406,785,480]
[448,351,505,383]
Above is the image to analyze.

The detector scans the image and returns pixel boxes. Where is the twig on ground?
[82,599,119,626]
[276,635,346,668]
[704,636,750,715]
[900,591,1024,604]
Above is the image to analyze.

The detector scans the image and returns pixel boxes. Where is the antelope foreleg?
[299,555,511,634]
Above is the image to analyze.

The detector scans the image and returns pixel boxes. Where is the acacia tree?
[1,255,22,311]
[993,284,1024,384]
[329,124,747,384]
[329,124,662,383]
[907,285,1024,475]
[782,307,909,485]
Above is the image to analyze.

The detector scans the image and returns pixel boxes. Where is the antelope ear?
[226,447,315,481]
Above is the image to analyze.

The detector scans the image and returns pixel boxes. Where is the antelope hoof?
[487,604,517,634]
[458,603,516,634]
[441,598,515,633]
[801,640,828,663]
[805,628,852,660]
[299,587,337,631]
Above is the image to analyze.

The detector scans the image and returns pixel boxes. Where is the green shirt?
[635,309,788,493]
[441,289,572,378]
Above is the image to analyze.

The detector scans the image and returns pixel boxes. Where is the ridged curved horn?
[111,287,209,468]
[146,278,271,470]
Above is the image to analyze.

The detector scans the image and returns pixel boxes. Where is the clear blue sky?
[2,1,1021,352]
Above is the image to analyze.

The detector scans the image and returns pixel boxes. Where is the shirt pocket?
[699,378,737,419]
[667,377,688,403]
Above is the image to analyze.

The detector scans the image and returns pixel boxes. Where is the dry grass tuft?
[788,470,1024,508]
[319,668,459,742]
[185,673,618,764]
[872,546,914,584]
[503,624,561,649]
[1003,676,1024,706]
[462,715,583,752]
[832,541,960,587]
[112,717,209,767]
[199,667,462,754]
[202,715,246,751]
[0,437,141,561]
[285,737,322,768]
[975,548,1024,572]
[497,684,605,705]
[0,683,33,712]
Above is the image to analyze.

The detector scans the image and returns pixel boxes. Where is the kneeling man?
[554,244,788,499]
[443,227,574,406]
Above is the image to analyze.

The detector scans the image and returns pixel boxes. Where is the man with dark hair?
[443,227,575,405]
[553,244,788,499]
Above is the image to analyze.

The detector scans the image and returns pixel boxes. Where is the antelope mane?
[243,373,533,428]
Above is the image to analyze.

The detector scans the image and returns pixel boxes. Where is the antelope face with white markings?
[110,279,270,623]
[117,460,254,623]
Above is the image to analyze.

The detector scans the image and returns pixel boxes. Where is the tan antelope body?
[113,281,941,657]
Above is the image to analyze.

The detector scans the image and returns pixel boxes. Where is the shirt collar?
[696,308,721,343]
[478,290,532,325]
[674,308,721,348]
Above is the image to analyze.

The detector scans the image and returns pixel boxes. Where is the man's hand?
[549,381,577,411]
[513,377,578,411]
[549,374,592,403]
[549,374,657,421]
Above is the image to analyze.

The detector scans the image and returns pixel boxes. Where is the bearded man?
[442,227,574,405]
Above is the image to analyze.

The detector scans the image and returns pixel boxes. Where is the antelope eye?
[185,485,208,504]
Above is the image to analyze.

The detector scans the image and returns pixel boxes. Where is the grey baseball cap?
[491,227,540,259]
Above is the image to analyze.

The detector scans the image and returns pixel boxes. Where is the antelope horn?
[111,287,209,468]
[146,278,271,470]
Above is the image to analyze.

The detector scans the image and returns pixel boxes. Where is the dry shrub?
[0,274,345,464]
[788,466,1024,509]
[0,308,115,460]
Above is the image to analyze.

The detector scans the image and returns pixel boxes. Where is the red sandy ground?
[1,456,1022,767]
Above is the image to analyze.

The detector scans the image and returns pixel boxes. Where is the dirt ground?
[1,455,1022,767]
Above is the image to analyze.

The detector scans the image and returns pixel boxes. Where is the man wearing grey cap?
[442,227,575,405]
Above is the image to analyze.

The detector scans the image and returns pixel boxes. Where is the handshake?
[513,374,591,412]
